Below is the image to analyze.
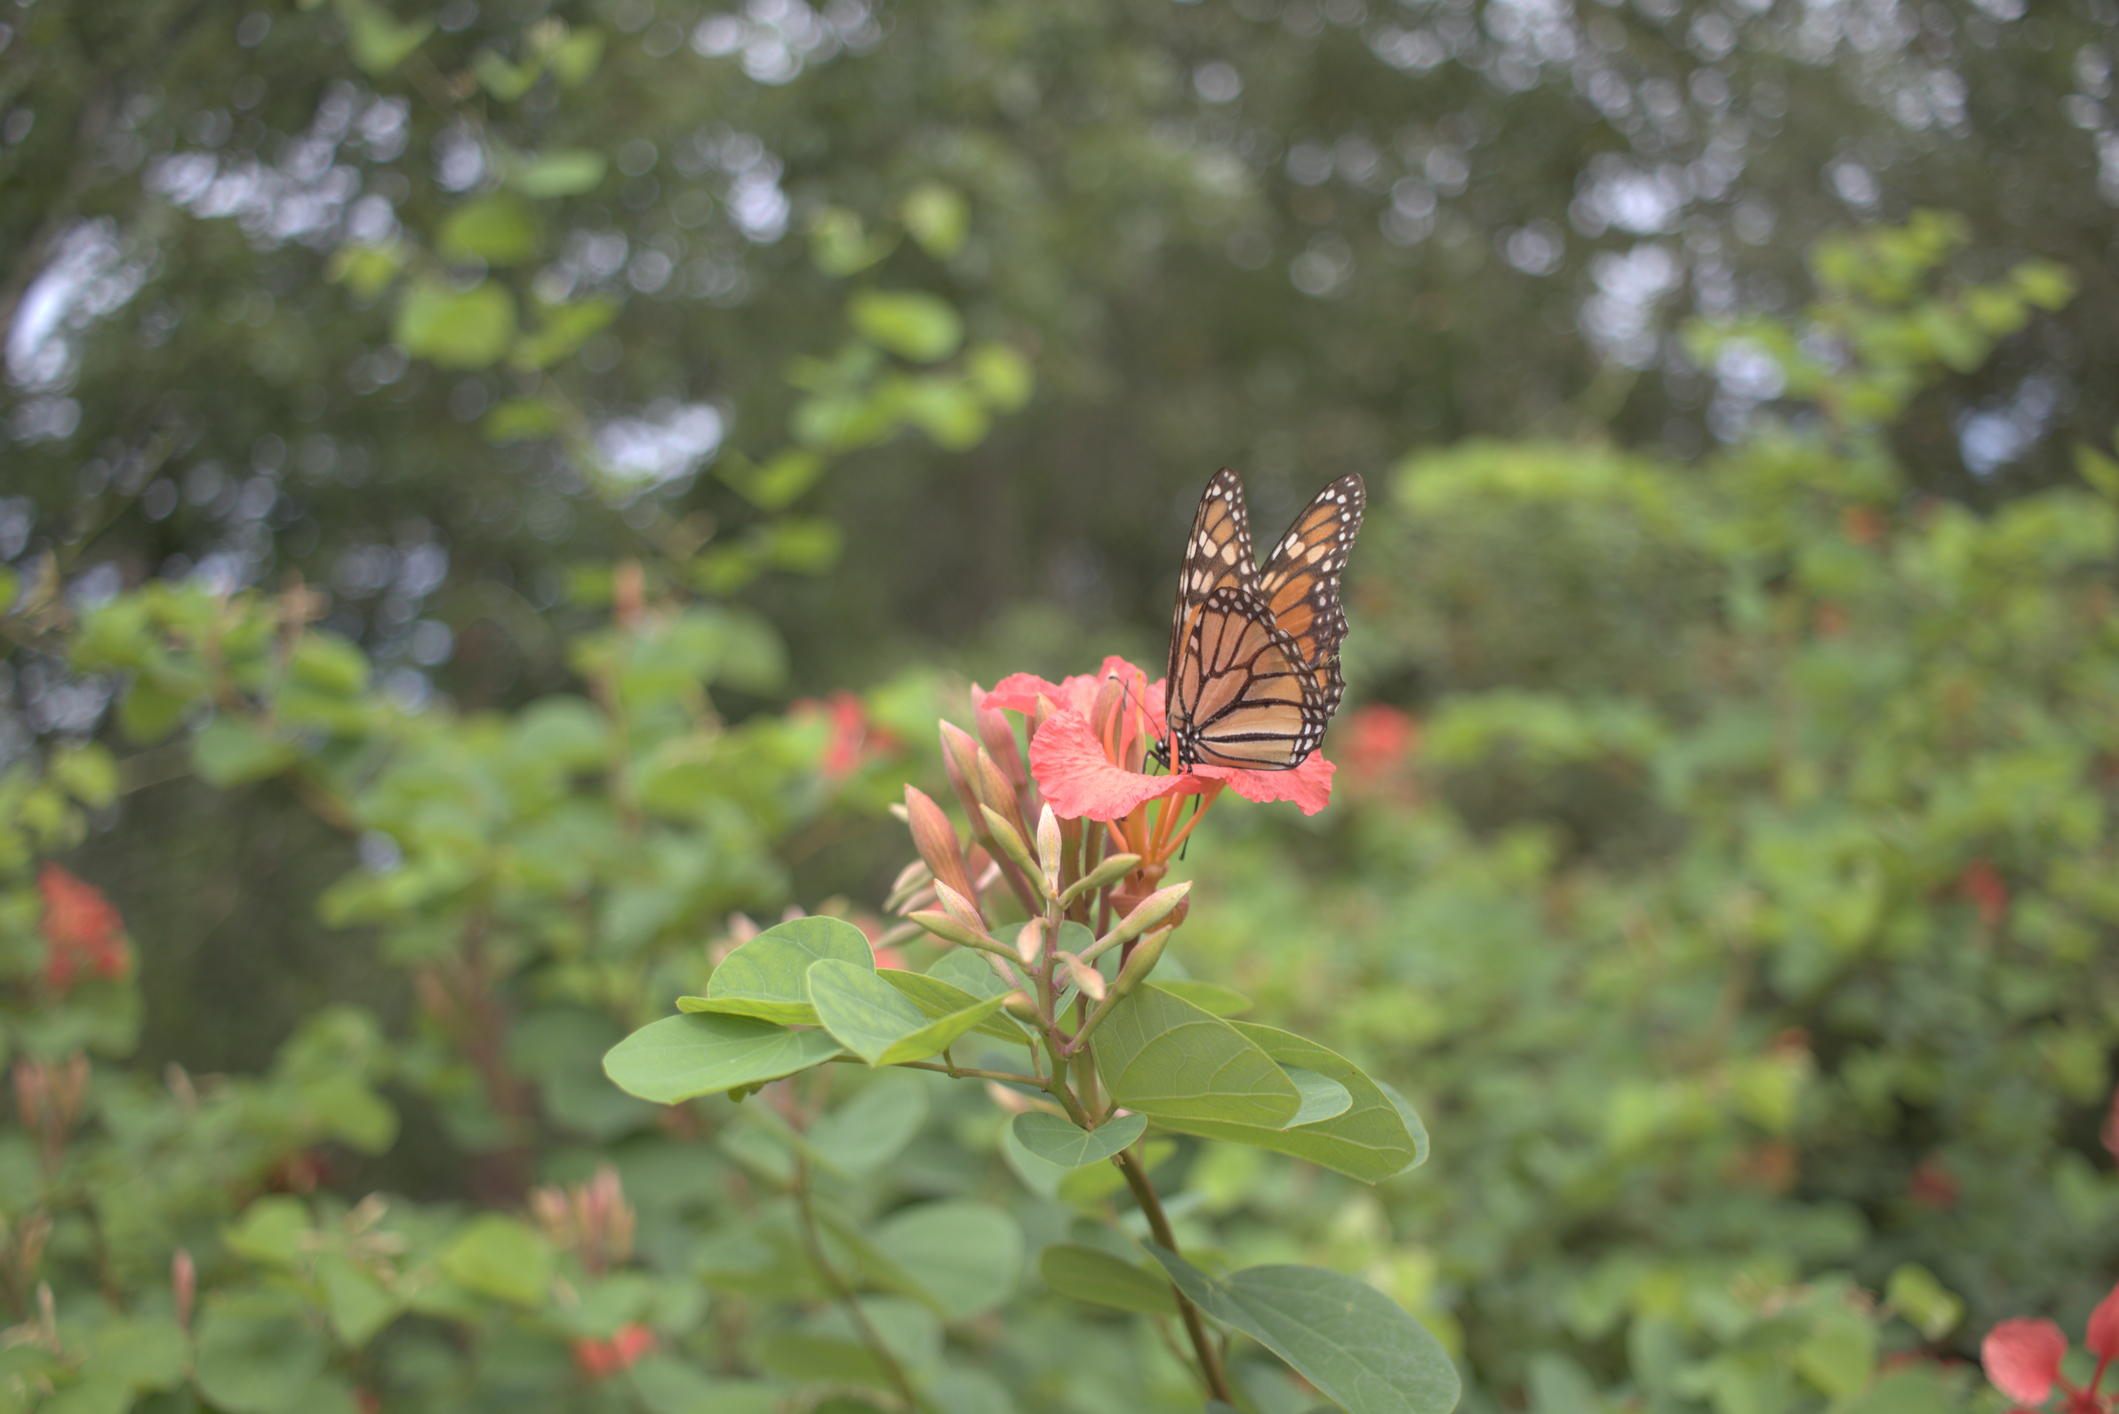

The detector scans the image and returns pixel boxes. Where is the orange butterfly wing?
[1255,474,1364,718]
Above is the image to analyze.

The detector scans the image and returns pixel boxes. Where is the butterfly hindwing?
[1161,470,1365,772]
[1170,587,1329,769]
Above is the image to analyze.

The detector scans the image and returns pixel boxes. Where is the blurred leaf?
[469,49,537,101]
[871,1202,1023,1320]
[1885,1264,1962,1341]
[901,182,969,259]
[483,397,561,441]
[807,1069,930,1175]
[193,1292,330,1414]
[325,242,406,300]
[338,0,434,74]
[192,715,298,787]
[440,1216,554,1307]
[1147,1248,1460,1414]
[850,290,963,363]
[810,207,898,276]
[438,193,541,266]
[1039,1244,1178,1315]
[394,279,518,370]
[541,24,606,86]
[513,296,618,369]
[504,148,609,198]
[966,343,1033,412]
[316,1252,399,1347]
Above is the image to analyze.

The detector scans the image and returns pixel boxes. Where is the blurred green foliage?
[5,0,2119,1409]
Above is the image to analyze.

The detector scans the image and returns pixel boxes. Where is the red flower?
[573,1322,656,1379]
[981,657,1336,824]
[39,864,132,993]
[793,690,897,782]
[1984,1318,2068,1407]
[1960,859,2009,929]
[1981,1284,2119,1414]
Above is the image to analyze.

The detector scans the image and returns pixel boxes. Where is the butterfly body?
[1158,469,1365,772]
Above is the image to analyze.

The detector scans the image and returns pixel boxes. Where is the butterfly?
[1156,468,1366,772]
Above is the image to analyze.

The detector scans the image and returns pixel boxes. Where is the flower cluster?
[38,863,132,994]
[1984,1282,2119,1414]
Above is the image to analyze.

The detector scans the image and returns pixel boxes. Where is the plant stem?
[1114,1147,1234,1401]
[789,1152,936,1414]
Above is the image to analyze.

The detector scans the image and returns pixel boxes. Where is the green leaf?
[684,916,875,1025]
[1012,1111,1146,1168]
[505,148,609,198]
[437,193,540,266]
[603,1012,846,1103]
[1091,984,1300,1129]
[469,49,536,100]
[1138,1021,1428,1183]
[441,1215,553,1307]
[965,342,1033,412]
[341,0,434,74]
[394,279,518,370]
[1283,1066,1355,1127]
[513,296,619,370]
[544,26,606,86]
[223,1195,310,1266]
[880,969,1031,1049]
[756,1295,942,1387]
[482,397,561,441]
[317,1252,399,1347]
[193,714,297,786]
[1885,1264,1962,1340]
[1794,1308,1875,1399]
[1039,1243,1179,1315]
[1148,1248,1460,1414]
[872,1202,1024,1320]
[1154,979,1253,1017]
[808,1069,930,1175]
[810,959,1012,1066]
[850,290,963,362]
[901,182,969,259]
[628,1357,782,1414]
[193,1292,330,1414]
[87,1315,188,1390]
[41,1373,134,1414]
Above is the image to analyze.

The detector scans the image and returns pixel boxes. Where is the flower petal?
[1029,709,1194,821]
[979,673,1066,715]
[1983,1318,2068,1406]
[1196,753,1337,816]
[2087,1281,2119,1361]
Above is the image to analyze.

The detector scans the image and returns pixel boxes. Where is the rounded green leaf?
[1147,1247,1460,1414]
[872,1202,1023,1320]
[686,915,875,1025]
[441,1215,553,1307]
[1282,1066,1354,1128]
[808,1069,930,1175]
[602,1012,845,1104]
[394,279,517,370]
[505,148,609,197]
[1091,985,1300,1129]
[1011,1111,1146,1168]
[850,290,963,362]
[1038,1243,1177,1315]
[437,193,541,266]
[193,1293,330,1414]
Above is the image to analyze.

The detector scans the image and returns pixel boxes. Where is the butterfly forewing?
[1165,468,1260,691]
[1162,469,1365,773]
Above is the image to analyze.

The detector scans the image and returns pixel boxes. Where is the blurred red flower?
[573,1322,656,1379]
[39,863,132,993]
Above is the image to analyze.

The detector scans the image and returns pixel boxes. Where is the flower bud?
[975,752,1030,842]
[938,722,988,826]
[1059,852,1145,909]
[1087,882,1192,961]
[908,909,992,950]
[934,880,988,934]
[1058,952,1107,1002]
[1036,806,1062,897]
[172,1248,196,1330]
[1111,925,1171,998]
[979,806,1046,904]
[903,785,976,904]
[976,701,1026,785]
